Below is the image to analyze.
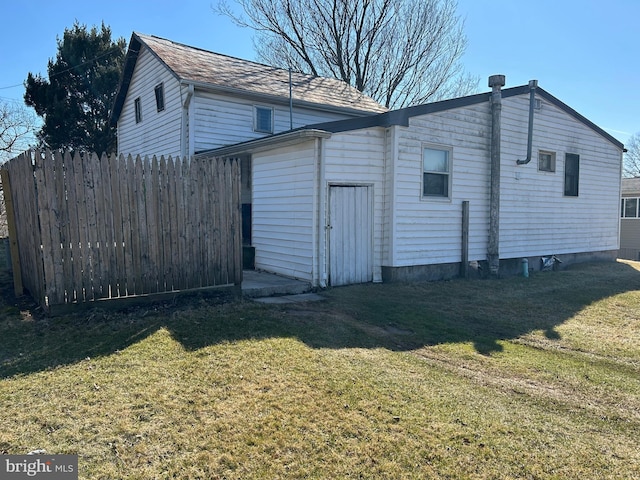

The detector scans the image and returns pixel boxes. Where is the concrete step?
[241,270,311,298]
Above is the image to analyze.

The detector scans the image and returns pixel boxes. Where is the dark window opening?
[155,83,165,112]
[564,153,579,196]
[134,97,142,123]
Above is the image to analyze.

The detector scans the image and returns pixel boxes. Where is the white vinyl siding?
[620,194,640,260]
[117,47,182,158]
[323,129,386,283]
[390,103,492,267]
[499,95,621,258]
[192,91,356,153]
[251,143,317,280]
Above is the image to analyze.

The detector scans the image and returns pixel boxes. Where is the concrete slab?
[253,293,326,304]
[241,270,311,298]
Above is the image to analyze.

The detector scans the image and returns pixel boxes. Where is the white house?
[109,32,387,159]
[112,34,624,286]
[198,77,624,286]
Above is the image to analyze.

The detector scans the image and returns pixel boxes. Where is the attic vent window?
[154,83,165,112]
[254,106,274,133]
[134,97,142,123]
[538,151,556,172]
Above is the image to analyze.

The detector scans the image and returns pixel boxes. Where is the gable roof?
[110,32,387,125]
[202,82,625,158]
[303,84,625,150]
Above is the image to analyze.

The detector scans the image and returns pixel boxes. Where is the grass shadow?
[1,261,640,378]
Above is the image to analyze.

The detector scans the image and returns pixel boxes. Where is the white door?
[328,185,373,286]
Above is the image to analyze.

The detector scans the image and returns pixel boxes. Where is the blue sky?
[1,0,638,147]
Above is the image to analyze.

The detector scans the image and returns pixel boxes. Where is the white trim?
[253,105,274,133]
[420,143,453,201]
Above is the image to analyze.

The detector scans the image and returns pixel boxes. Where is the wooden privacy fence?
[1,149,242,311]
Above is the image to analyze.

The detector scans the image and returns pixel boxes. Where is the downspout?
[516,80,538,165]
[181,83,194,158]
[488,75,505,276]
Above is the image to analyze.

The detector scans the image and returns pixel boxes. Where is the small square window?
[134,97,142,123]
[154,83,165,112]
[423,147,451,198]
[254,106,273,133]
[538,150,556,172]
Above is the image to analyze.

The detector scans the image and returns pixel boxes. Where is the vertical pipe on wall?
[461,200,469,279]
[488,75,505,277]
[289,68,294,131]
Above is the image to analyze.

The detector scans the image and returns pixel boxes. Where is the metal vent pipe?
[516,80,539,165]
[488,74,505,276]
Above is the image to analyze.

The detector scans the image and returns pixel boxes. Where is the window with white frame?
[254,106,273,133]
[422,146,451,198]
[538,150,556,172]
[622,198,640,218]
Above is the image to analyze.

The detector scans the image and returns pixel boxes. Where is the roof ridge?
[134,32,329,83]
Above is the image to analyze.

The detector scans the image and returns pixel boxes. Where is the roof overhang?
[109,33,143,126]
[195,129,332,158]
[179,79,382,118]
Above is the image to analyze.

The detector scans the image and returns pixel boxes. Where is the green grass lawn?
[1,261,639,479]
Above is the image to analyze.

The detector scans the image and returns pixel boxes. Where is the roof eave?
[179,79,386,117]
[195,129,332,158]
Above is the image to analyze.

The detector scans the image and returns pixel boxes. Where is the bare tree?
[0,99,36,163]
[216,0,478,109]
[623,132,640,178]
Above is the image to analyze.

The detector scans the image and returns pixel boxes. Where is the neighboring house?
[109,32,387,160]
[620,177,640,260]
[198,78,624,286]
[111,34,624,287]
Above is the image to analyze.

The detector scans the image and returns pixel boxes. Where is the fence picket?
[2,150,241,310]
[110,154,125,297]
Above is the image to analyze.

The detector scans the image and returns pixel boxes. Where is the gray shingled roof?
[622,177,640,194]
[110,33,386,124]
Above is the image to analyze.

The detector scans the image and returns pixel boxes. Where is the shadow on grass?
[2,261,640,378]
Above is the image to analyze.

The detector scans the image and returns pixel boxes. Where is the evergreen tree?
[24,22,126,155]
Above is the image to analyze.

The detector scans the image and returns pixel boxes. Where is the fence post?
[461,200,469,279]
[0,168,24,296]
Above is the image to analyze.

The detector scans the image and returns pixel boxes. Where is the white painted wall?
[192,91,359,153]
[390,103,492,267]
[499,95,622,258]
[251,142,317,281]
[117,49,368,159]
[117,47,182,158]
[322,129,387,282]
